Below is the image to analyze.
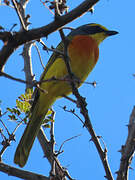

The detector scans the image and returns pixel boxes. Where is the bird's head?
[70,23,118,45]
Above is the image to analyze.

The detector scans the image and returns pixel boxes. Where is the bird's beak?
[105,30,118,36]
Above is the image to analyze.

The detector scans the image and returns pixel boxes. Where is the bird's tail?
[14,103,48,167]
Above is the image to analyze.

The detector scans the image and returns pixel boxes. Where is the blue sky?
[0,0,135,179]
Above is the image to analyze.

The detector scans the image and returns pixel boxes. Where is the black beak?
[105,30,118,36]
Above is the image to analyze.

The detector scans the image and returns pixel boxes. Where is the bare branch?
[116,106,135,180]
[49,110,56,177]
[0,118,22,159]
[37,128,70,180]
[61,106,84,125]
[0,162,49,180]
[0,71,34,85]
[62,95,77,104]
[21,42,35,89]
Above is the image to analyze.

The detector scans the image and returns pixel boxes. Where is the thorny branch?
[0,111,23,160]
[37,128,73,180]
[16,0,34,90]
[116,106,135,180]
[58,27,114,180]
[11,0,26,30]
[21,42,34,89]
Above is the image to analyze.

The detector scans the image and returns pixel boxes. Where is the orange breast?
[68,35,99,81]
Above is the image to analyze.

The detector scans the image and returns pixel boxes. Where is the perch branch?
[59,26,114,180]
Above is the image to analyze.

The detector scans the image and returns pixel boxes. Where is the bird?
[14,23,118,167]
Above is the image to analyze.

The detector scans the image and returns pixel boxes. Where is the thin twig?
[37,128,70,180]
[62,95,77,104]
[58,134,81,153]
[33,42,45,69]
[0,2,14,8]
[60,106,84,125]
[0,71,34,85]
[0,115,23,158]
[0,119,10,136]
[0,111,7,118]
[11,0,26,30]
[39,39,64,56]
[40,0,54,15]
[0,71,46,93]
[12,119,23,134]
